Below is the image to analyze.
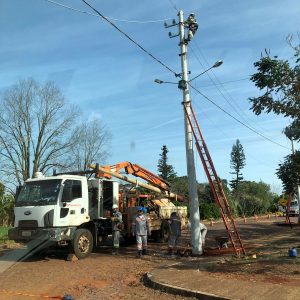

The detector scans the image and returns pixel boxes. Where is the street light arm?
[189,60,223,82]
[154,79,177,85]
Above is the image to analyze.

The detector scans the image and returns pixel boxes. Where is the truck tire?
[160,221,171,243]
[71,229,93,259]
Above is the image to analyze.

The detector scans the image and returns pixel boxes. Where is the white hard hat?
[112,204,118,209]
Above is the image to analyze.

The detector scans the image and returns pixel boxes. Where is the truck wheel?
[160,221,171,243]
[71,229,93,259]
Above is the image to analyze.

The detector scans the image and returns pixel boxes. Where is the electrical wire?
[192,41,271,133]
[197,77,250,88]
[44,0,290,151]
[190,46,256,128]
[188,83,290,150]
[80,0,177,75]
[44,0,171,23]
[192,98,279,169]
[167,0,178,12]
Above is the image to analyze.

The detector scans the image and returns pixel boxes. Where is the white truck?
[8,164,186,259]
[8,172,119,259]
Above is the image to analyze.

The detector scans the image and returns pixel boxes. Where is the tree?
[67,118,111,171]
[157,145,177,181]
[0,78,78,189]
[249,35,300,141]
[0,182,14,226]
[276,150,300,194]
[249,35,300,192]
[236,181,274,216]
[229,139,246,190]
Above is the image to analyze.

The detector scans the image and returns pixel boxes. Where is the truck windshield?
[16,179,62,207]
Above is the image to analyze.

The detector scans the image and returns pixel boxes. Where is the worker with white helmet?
[111,203,123,255]
[132,206,150,257]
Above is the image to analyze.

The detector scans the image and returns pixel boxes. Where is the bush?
[199,203,220,220]
[0,227,10,243]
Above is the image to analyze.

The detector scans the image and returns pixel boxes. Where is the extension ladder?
[183,102,246,256]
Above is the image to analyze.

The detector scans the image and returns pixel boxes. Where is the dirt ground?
[0,215,300,300]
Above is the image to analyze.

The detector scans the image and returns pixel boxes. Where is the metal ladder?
[184,102,246,256]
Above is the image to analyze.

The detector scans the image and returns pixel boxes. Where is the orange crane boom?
[99,162,171,191]
[88,162,184,201]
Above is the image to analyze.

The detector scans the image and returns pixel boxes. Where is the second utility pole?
[178,10,203,255]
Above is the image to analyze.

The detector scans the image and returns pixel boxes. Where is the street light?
[154,60,223,87]
[154,79,177,84]
[189,60,223,82]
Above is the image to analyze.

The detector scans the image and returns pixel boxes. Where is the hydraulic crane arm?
[87,162,184,201]
[98,162,170,191]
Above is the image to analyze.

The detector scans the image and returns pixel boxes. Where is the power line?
[167,0,178,12]
[189,83,290,150]
[80,0,177,75]
[190,46,256,128]
[43,1,289,151]
[44,0,171,23]
[192,100,279,169]
[197,77,250,88]
[192,41,270,134]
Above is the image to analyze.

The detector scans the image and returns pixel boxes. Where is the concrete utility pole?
[178,10,202,255]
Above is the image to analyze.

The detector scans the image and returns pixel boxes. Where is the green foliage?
[235,181,274,216]
[249,36,300,192]
[199,203,220,220]
[157,145,177,182]
[276,150,300,194]
[171,176,189,199]
[230,139,246,190]
[0,183,14,226]
[249,42,300,142]
[0,226,10,242]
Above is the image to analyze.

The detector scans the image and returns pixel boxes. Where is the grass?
[0,226,10,243]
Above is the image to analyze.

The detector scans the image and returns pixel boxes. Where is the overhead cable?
[80,0,177,75]
[189,83,290,150]
[191,42,269,134]
[44,0,171,23]
[167,0,178,12]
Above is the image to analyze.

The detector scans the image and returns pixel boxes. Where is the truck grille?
[18,220,38,228]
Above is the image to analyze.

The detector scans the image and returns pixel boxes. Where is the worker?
[168,212,182,255]
[187,220,207,248]
[111,203,123,255]
[132,206,150,257]
[185,13,198,42]
[200,222,207,248]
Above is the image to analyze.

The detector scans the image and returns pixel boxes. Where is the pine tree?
[157,145,177,181]
[230,139,246,190]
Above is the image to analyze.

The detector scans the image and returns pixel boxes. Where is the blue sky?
[0,0,299,194]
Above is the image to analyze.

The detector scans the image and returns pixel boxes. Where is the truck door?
[59,179,89,226]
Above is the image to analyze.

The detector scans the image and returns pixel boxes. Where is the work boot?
[142,249,147,255]
[136,250,142,258]
[167,248,173,256]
